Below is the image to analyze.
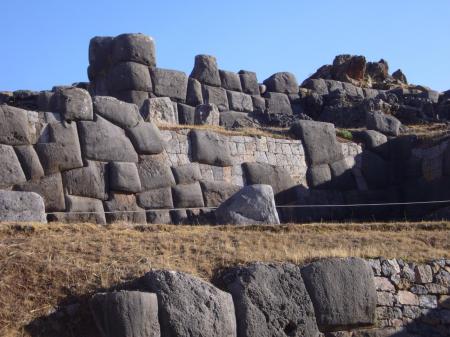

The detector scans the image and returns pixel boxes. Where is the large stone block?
[219,110,259,129]
[291,120,343,165]
[177,103,196,125]
[107,62,152,93]
[0,144,26,188]
[141,270,236,337]
[186,77,203,107]
[141,97,178,124]
[14,145,44,181]
[242,162,295,194]
[227,90,253,112]
[104,193,147,223]
[190,130,233,167]
[172,163,202,184]
[53,87,93,121]
[114,90,149,109]
[90,291,160,337]
[222,263,319,337]
[215,184,280,225]
[0,105,38,145]
[111,33,156,67]
[0,191,46,223]
[137,155,176,190]
[172,182,205,208]
[263,72,299,94]
[151,68,188,101]
[238,70,260,95]
[190,54,221,86]
[93,95,142,128]
[302,78,329,95]
[53,195,106,225]
[265,92,293,116]
[127,121,165,155]
[200,180,241,207]
[366,111,401,137]
[301,257,377,332]
[88,36,113,78]
[62,161,108,200]
[78,115,138,162]
[194,103,220,125]
[109,162,142,193]
[219,70,242,91]
[202,85,229,111]
[137,187,173,209]
[306,164,332,189]
[360,151,390,189]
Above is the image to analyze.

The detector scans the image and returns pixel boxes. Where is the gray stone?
[146,210,172,224]
[186,78,203,106]
[219,111,259,129]
[306,164,332,188]
[114,90,149,109]
[107,62,152,93]
[252,95,266,113]
[151,68,188,101]
[190,130,233,167]
[200,180,241,207]
[238,70,260,95]
[177,103,196,125]
[109,162,142,193]
[366,111,401,137]
[78,115,138,162]
[259,84,267,95]
[141,97,178,124]
[0,191,46,222]
[414,265,433,284]
[93,96,142,128]
[90,291,160,337]
[291,120,343,165]
[0,144,27,188]
[14,145,44,181]
[360,151,390,189]
[227,91,253,112]
[215,184,280,225]
[301,257,377,332]
[172,164,201,184]
[202,85,229,111]
[127,121,165,155]
[242,162,295,194]
[104,193,147,223]
[302,78,329,95]
[194,103,220,125]
[190,54,221,86]
[329,159,356,190]
[54,195,106,225]
[137,187,173,209]
[62,161,108,200]
[111,33,156,67]
[172,182,205,208]
[265,92,293,116]
[356,130,388,150]
[137,154,176,190]
[264,72,299,94]
[0,105,38,145]
[53,87,93,121]
[222,263,319,337]
[88,36,113,78]
[15,173,65,211]
[142,270,236,337]
[219,70,242,91]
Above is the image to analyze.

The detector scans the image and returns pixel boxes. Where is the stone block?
[306,164,332,188]
[238,70,259,95]
[227,91,253,112]
[114,90,149,109]
[54,195,106,225]
[0,191,46,223]
[126,121,165,155]
[93,95,142,128]
[104,193,147,224]
[53,87,93,121]
[366,111,401,137]
[172,164,202,184]
[14,145,44,180]
[219,70,242,91]
[111,33,156,67]
[186,77,203,106]
[190,130,233,167]
[177,103,196,125]
[0,144,27,188]
[107,61,152,93]
[190,54,221,86]
[62,161,108,200]
[137,187,173,209]
[172,182,205,208]
[263,72,299,94]
[200,180,241,207]
[194,103,220,125]
[0,105,38,145]
[109,162,142,193]
[202,85,229,111]
[151,68,188,101]
[265,92,293,116]
[137,155,176,190]
[141,97,178,124]
[88,36,113,78]
[242,162,295,194]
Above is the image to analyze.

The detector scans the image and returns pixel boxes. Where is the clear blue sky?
[1,1,449,92]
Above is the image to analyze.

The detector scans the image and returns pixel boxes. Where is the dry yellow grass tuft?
[0,221,449,336]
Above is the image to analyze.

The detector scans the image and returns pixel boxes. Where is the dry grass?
[1,221,449,336]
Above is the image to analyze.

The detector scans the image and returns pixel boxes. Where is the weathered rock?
[222,263,320,337]
[93,96,142,128]
[202,85,229,111]
[301,257,377,332]
[200,180,241,207]
[190,54,221,86]
[109,162,142,193]
[127,121,165,155]
[219,70,242,91]
[227,91,253,112]
[215,184,280,225]
[291,120,343,165]
[331,55,367,83]
[186,77,203,106]
[141,97,178,124]
[366,111,401,137]
[177,103,196,125]
[78,115,138,162]
[265,92,293,116]
[306,164,332,188]
[238,70,260,95]
[104,193,147,223]
[62,161,108,200]
[0,105,38,145]
[53,195,106,225]
[107,62,152,93]
[242,162,295,194]
[151,68,188,101]
[172,182,205,208]
[190,130,233,166]
[137,187,173,209]
[111,33,156,67]
[137,155,176,190]
[141,270,236,337]
[90,291,160,337]
[0,144,27,188]
[302,78,329,95]
[194,103,220,125]
[14,145,44,180]
[0,191,46,222]
[53,87,93,121]
[392,69,407,84]
[88,36,113,78]
[263,72,299,94]
[172,164,202,184]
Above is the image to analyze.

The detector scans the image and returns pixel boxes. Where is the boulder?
[190,54,221,86]
[90,291,160,337]
[104,193,147,224]
[88,36,113,78]
[301,257,377,332]
[263,72,299,94]
[93,96,142,128]
[194,103,220,125]
[0,191,46,223]
[14,145,45,180]
[186,78,203,107]
[151,68,188,101]
[141,270,236,337]
[107,61,152,93]
[0,105,37,145]
[0,144,27,188]
[137,155,176,190]
[137,187,173,209]
[111,33,156,67]
[53,195,106,225]
[200,180,241,207]
[53,87,93,121]
[265,92,293,116]
[172,164,202,184]
[177,103,196,125]
[219,70,242,91]
[127,121,165,155]
[227,91,253,112]
[366,111,401,136]
[215,184,280,225]
[291,120,343,166]
[222,263,319,337]
[109,162,142,193]
[202,85,229,111]
[242,162,295,194]
[172,182,205,208]
[78,115,138,162]
[62,161,108,200]
[306,164,332,189]
[141,97,178,124]
[238,70,260,95]
[190,130,233,167]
